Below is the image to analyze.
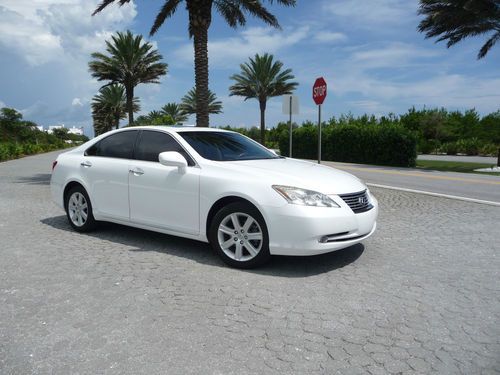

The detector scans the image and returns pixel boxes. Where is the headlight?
[272,185,340,207]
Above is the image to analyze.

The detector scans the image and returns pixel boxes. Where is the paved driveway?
[1,151,499,374]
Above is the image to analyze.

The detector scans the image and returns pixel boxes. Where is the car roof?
[124,126,231,133]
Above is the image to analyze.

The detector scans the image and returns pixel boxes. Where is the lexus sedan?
[50,126,378,268]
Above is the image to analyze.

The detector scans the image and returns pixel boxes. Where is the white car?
[50,126,378,268]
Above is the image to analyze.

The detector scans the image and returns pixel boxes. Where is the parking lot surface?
[1,151,499,374]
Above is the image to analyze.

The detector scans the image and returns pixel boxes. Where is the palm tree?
[92,0,296,127]
[161,102,188,124]
[229,53,297,144]
[418,0,500,59]
[91,84,139,135]
[88,30,167,125]
[180,87,223,116]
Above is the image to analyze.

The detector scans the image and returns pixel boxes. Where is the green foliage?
[88,30,167,125]
[0,107,83,162]
[180,88,222,115]
[92,84,139,135]
[400,107,499,154]
[160,103,188,124]
[278,124,417,167]
[418,0,500,59]
[229,53,297,144]
[93,0,296,127]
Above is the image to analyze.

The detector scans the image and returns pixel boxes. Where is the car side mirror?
[158,151,188,173]
[269,149,280,156]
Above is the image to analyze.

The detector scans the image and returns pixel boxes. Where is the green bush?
[279,125,417,167]
[439,142,458,155]
[418,139,440,154]
[456,138,480,155]
[0,144,9,161]
[479,143,498,156]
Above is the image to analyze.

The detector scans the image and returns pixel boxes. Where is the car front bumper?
[263,194,378,256]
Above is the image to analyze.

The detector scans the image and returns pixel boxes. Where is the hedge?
[0,142,69,162]
[279,125,417,167]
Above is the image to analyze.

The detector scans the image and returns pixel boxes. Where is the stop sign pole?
[313,77,327,164]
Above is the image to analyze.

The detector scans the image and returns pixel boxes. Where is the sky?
[0,0,499,136]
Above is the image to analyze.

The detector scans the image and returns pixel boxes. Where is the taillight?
[52,160,58,171]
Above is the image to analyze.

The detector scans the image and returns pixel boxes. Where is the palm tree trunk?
[126,84,134,126]
[193,27,209,127]
[115,113,120,130]
[259,99,266,145]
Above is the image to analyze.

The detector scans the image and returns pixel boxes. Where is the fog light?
[319,236,328,243]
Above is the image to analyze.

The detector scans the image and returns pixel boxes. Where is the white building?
[68,126,84,136]
[47,125,65,134]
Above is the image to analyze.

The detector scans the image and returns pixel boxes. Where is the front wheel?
[209,202,271,269]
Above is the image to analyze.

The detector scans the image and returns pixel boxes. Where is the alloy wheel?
[68,192,88,227]
[217,212,263,262]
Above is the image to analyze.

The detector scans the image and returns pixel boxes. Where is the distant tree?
[93,0,296,127]
[161,103,188,124]
[418,0,500,59]
[479,110,500,144]
[147,110,175,125]
[180,87,222,116]
[229,53,297,144]
[91,84,139,135]
[52,127,69,140]
[88,30,167,125]
[0,108,23,122]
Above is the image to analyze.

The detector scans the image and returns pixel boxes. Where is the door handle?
[80,161,92,167]
[129,167,144,176]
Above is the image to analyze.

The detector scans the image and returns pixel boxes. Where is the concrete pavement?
[0,150,499,374]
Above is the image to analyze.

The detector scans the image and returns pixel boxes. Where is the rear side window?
[135,130,195,166]
[86,131,138,159]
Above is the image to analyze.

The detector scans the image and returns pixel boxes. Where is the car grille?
[339,190,373,214]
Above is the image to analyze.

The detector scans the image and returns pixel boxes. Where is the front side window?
[179,131,280,161]
[85,130,138,159]
[135,130,195,166]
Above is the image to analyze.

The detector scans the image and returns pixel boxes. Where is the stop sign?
[312,77,327,105]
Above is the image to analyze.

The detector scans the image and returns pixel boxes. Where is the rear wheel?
[65,186,96,232]
[209,202,270,268]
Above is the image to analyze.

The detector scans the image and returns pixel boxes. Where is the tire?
[209,201,271,269]
[65,185,97,232]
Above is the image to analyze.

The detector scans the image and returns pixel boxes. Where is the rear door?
[82,130,138,220]
[128,130,200,234]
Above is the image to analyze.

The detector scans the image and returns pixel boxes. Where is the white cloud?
[72,98,83,106]
[174,26,310,67]
[314,32,347,43]
[323,0,417,26]
[0,0,137,66]
[350,42,439,68]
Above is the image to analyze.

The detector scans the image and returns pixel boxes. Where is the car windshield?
[179,131,280,161]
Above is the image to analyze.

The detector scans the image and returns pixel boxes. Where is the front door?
[128,130,200,235]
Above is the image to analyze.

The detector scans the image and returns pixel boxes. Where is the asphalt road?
[1,151,499,374]
[320,160,500,204]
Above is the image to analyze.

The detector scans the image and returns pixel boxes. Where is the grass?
[416,160,500,176]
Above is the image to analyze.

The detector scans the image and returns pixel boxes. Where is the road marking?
[333,165,500,186]
[368,183,500,207]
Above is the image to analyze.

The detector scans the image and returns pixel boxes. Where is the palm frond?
[418,0,500,59]
[150,0,182,36]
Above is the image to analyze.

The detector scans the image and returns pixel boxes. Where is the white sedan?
[50,126,378,268]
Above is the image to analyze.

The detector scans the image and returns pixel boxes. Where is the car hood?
[223,158,366,195]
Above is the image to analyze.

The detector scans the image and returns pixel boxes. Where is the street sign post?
[282,95,299,157]
[312,77,327,164]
